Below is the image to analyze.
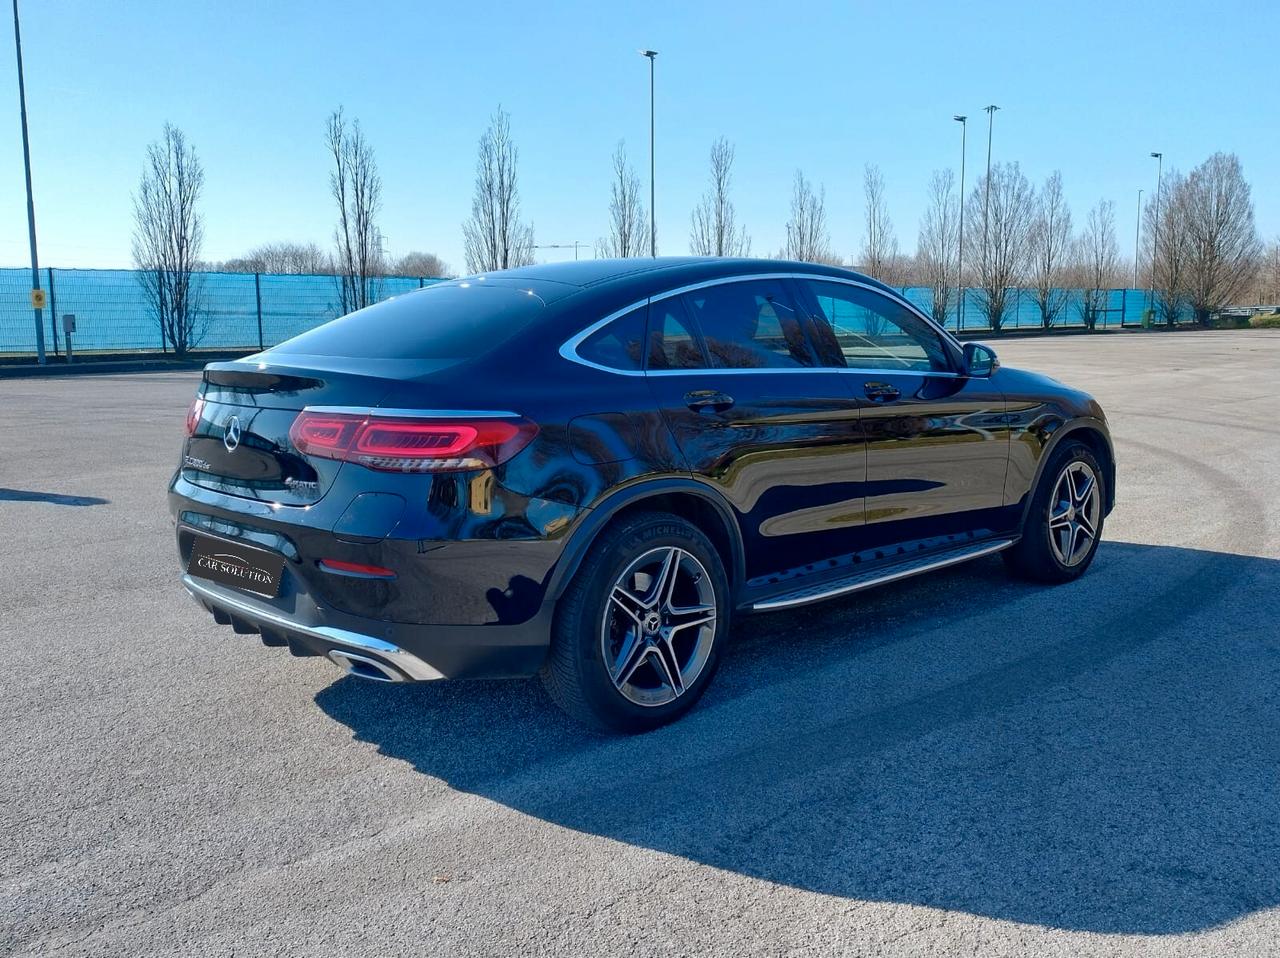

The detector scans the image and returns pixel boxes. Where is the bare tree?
[1144,169,1192,325]
[327,107,384,313]
[462,107,535,273]
[1075,200,1120,329]
[1179,152,1262,324]
[132,123,205,355]
[784,171,832,264]
[1028,171,1073,328]
[860,163,899,280]
[966,162,1035,331]
[917,169,959,324]
[390,251,450,278]
[221,242,329,275]
[1261,237,1280,304]
[690,137,750,257]
[597,141,649,258]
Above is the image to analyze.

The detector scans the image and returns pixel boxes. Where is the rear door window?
[679,280,814,369]
[646,297,708,370]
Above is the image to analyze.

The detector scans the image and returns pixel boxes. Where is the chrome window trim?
[558,271,963,378]
[300,406,522,419]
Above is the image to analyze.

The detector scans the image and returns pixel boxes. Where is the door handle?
[684,389,735,413]
[863,382,901,402]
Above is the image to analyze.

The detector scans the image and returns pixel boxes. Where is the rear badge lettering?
[284,477,319,494]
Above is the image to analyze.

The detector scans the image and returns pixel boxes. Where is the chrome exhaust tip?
[327,649,407,683]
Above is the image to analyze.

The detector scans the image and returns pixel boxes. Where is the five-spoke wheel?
[540,513,729,733]
[1004,440,1106,583]
[603,547,717,707]
[1048,460,1102,567]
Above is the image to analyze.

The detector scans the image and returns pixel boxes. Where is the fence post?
[254,272,264,350]
[419,277,424,289]
[47,266,59,356]
[158,268,167,353]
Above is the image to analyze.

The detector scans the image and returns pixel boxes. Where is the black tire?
[539,512,731,733]
[1003,440,1106,584]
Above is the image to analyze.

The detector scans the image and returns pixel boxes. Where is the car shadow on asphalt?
[0,486,109,506]
[315,541,1280,935]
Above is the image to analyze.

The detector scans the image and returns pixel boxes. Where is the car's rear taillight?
[185,397,205,436]
[288,411,537,472]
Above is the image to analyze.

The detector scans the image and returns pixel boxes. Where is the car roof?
[472,257,901,298]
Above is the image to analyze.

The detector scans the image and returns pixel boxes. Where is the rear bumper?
[184,571,552,682]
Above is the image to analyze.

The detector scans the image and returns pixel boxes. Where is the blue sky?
[3,0,1277,273]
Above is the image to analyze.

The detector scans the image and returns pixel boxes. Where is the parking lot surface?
[2,330,1279,957]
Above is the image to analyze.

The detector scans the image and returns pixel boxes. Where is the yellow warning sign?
[30,288,46,310]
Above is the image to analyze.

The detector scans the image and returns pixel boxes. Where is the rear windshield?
[269,284,545,359]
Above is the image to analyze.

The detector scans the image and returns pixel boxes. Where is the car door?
[793,278,1010,549]
[643,277,866,583]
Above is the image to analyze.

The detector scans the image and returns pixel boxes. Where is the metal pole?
[12,0,46,364]
[954,115,967,332]
[254,272,264,350]
[1148,152,1163,316]
[47,265,57,355]
[641,50,658,258]
[1133,188,1143,289]
[982,105,999,291]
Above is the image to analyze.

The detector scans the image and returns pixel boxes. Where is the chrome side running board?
[183,575,446,681]
[751,539,1015,612]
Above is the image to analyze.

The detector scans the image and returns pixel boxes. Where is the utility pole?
[981,104,1000,289]
[953,114,967,331]
[1133,188,1143,289]
[1148,152,1163,310]
[640,50,658,258]
[13,0,47,364]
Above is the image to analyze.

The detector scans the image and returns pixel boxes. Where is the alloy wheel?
[601,546,718,707]
[1048,460,1102,567]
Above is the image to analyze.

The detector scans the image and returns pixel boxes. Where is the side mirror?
[962,342,999,378]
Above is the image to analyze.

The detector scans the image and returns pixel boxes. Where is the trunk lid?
[181,357,451,506]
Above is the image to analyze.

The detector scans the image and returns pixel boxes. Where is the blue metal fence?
[0,268,443,355]
[1,267,1187,357]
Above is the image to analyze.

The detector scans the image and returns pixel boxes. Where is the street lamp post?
[1148,152,1163,312]
[12,0,47,364]
[981,104,1000,289]
[1134,188,1143,289]
[953,114,967,332]
[640,49,658,258]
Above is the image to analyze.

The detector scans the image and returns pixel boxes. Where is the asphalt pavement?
[2,330,1278,957]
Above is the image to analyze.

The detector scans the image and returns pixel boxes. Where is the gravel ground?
[2,330,1278,957]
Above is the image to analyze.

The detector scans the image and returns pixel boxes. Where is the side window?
[801,281,950,373]
[576,308,646,371]
[647,298,708,370]
[681,280,814,369]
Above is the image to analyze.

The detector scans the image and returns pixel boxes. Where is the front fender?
[1009,415,1115,525]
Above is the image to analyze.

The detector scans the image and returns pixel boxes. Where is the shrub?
[1249,312,1280,329]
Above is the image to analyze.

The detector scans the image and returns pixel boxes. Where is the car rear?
[169,280,583,683]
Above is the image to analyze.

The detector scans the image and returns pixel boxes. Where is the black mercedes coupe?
[170,258,1114,731]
